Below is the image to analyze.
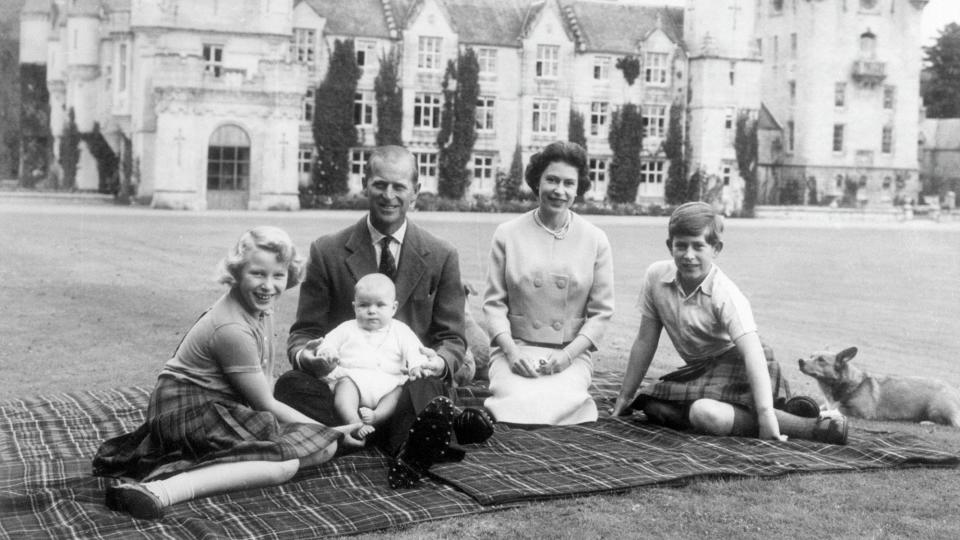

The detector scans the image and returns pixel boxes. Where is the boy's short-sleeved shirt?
[638,259,757,362]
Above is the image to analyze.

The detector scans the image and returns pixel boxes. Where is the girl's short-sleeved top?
[638,260,756,362]
[160,288,275,399]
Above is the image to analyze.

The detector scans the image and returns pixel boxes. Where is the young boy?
[309,273,429,440]
[611,202,847,444]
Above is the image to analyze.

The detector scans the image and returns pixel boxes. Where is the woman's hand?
[537,349,573,376]
[507,351,540,378]
[408,347,445,379]
[610,395,635,417]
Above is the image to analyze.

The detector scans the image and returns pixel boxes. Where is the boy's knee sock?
[642,399,690,430]
[729,406,759,437]
[774,409,816,439]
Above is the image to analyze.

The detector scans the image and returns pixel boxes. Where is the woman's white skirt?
[483,344,597,425]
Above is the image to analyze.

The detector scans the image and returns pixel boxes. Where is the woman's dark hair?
[523,140,591,196]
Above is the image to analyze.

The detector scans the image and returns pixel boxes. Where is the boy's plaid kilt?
[93,375,343,481]
[634,347,792,410]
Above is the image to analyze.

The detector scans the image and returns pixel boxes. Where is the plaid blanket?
[1,373,958,538]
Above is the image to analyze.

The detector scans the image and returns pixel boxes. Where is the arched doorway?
[206,124,250,209]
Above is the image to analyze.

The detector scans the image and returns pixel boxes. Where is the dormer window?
[860,0,878,10]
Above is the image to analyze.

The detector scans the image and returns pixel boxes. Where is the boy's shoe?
[783,396,821,418]
[812,414,849,445]
[452,407,494,445]
[105,482,164,520]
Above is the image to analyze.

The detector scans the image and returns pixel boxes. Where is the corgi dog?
[798,347,960,426]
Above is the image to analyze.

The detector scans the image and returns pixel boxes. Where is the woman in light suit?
[482,141,614,425]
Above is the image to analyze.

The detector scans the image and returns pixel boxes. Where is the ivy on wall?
[607,103,643,203]
[374,46,402,146]
[663,99,688,205]
[568,109,587,156]
[735,110,759,216]
[79,122,119,194]
[436,48,479,200]
[19,64,51,187]
[310,39,360,203]
[59,108,79,190]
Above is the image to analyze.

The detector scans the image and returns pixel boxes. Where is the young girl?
[611,202,847,444]
[93,226,360,520]
[312,272,429,440]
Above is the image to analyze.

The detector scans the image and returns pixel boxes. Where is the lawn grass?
[2,202,960,538]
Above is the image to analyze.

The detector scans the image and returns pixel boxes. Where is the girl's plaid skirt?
[92,375,343,481]
[634,347,792,410]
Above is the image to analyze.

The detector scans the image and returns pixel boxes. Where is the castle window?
[644,52,668,85]
[532,99,558,134]
[350,148,370,175]
[291,29,316,67]
[203,44,223,77]
[588,158,607,183]
[415,152,437,178]
[790,33,797,60]
[418,37,442,70]
[302,88,314,122]
[594,56,611,80]
[860,0,878,10]
[883,85,896,109]
[832,124,845,152]
[834,82,846,107]
[729,62,736,86]
[207,125,250,191]
[477,48,497,75]
[787,120,795,153]
[721,162,733,186]
[354,91,375,126]
[589,102,609,137]
[117,43,128,92]
[860,30,877,57]
[789,80,796,104]
[881,126,893,154]
[355,40,376,70]
[298,148,313,175]
[413,93,442,129]
[472,155,495,188]
[475,96,495,131]
[640,160,665,184]
[642,104,667,138]
[536,45,559,78]
[771,0,784,12]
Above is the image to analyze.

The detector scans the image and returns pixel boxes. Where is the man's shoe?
[105,482,164,520]
[453,407,494,445]
[783,396,821,418]
[388,396,455,489]
[812,414,849,445]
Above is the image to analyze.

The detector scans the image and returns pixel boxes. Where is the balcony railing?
[851,60,886,86]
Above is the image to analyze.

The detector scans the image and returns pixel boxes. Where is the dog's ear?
[836,347,858,365]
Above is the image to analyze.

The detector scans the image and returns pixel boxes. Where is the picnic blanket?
[1,372,957,539]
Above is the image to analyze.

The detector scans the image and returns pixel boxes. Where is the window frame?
[531,99,558,134]
[417,36,442,71]
[589,102,609,137]
[535,44,560,78]
[475,96,496,132]
[413,92,442,129]
[643,51,669,86]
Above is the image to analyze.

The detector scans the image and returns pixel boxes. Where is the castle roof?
[561,1,683,54]
[444,0,526,47]
[300,0,394,39]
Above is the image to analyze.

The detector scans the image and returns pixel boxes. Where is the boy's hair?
[524,140,591,196]
[217,226,304,289]
[667,202,724,246]
[354,273,396,301]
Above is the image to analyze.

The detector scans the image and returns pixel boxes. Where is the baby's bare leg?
[333,378,363,425]
[368,386,403,426]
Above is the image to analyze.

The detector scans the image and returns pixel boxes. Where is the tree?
[735,110,759,217]
[19,63,50,187]
[923,22,960,118]
[607,104,643,203]
[374,46,403,146]
[615,56,641,86]
[663,100,687,205]
[568,109,587,154]
[59,108,80,190]
[436,48,479,200]
[496,144,523,202]
[311,39,360,200]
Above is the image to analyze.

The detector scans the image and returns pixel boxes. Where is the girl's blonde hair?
[216,226,304,289]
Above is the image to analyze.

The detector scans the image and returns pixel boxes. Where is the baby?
[311,273,428,439]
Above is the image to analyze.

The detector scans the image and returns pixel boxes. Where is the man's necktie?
[379,236,397,280]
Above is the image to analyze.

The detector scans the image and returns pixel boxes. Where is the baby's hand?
[316,348,338,365]
[407,365,425,380]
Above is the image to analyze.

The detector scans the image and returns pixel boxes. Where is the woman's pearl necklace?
[533,208,571,240]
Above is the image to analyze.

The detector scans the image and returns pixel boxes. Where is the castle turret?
[19,0,51,65]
